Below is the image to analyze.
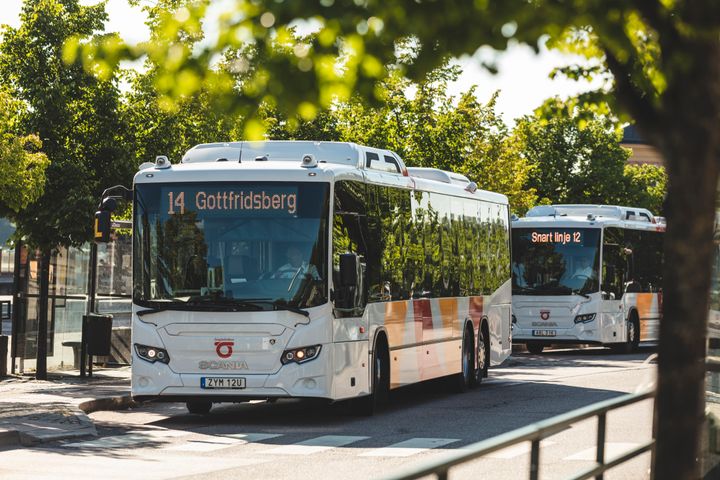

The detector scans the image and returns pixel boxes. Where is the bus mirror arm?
[602,291,616,300]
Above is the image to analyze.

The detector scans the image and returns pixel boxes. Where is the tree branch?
[603,48,662,135]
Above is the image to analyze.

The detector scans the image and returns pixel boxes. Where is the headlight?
[281,345,322,365]
[135,343,170,364]
[574,313,596,324]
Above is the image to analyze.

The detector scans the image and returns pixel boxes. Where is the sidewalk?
[0,366,132,446]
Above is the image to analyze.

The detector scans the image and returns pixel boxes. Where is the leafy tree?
[515,99,630,207]
[0,89,49,216]
[0,0,134,378]
[622,163,667,215]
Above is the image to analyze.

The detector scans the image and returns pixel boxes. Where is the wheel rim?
[477,333,486,372]
[628,321,636,344]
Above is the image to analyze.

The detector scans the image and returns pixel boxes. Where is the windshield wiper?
[183,295,265,311]
[571,289,591,299]
[237,298,310,319]
[512,286,541,295]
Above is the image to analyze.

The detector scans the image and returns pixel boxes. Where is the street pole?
[10,242,22,375]
[82,242,98,378]
[36,250,50,380]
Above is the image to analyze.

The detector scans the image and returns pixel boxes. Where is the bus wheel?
[357,337,389,416]
[527,342,544,354]
[455,327,473,393]
[186,400,212,414]
[472,325,489,387]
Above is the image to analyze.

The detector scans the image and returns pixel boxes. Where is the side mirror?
[339,253,358,287]
[94,197,118,244]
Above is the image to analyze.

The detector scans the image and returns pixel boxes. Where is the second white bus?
[511,204,665,354]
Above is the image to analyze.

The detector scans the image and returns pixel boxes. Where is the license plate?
[532,330,556,337]
[201,377,246,389]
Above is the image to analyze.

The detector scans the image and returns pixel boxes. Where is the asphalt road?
[0,346,657,480]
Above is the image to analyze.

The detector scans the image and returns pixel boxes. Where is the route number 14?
[168,191,185,214]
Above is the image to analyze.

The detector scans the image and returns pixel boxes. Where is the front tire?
[613,315,640,354]
[356,336,389,416]
[186,400,212,414]
[527,342,544,354]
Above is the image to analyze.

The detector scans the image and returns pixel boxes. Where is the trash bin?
[84,313,113,356]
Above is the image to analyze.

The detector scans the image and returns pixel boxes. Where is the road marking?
[127,429,189,438]
[165,432,282,452]
[259,435,369,455]
[485,440,556,459]
[359,438,459,457]
[563,442,640,461]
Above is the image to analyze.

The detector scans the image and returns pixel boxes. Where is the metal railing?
[383,389,655,480]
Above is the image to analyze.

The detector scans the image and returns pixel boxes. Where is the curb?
[79,394,136,414]
[0,428,20,447]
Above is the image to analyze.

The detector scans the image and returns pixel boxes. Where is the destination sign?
[530,230,584,245]
[164,187,298,216]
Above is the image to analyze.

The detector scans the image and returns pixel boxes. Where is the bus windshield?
[512,227,601,296]
[133,182,329,311]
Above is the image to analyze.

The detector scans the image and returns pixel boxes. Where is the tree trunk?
[653,137,719,479]
[35,250,51,380]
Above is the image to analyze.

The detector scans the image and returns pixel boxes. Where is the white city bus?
[511,205,665,354]
[127,141,512,414]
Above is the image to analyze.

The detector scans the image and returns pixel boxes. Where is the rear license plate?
[532,330,556,337]
[201,377,246,389]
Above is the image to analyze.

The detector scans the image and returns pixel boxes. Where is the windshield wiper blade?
[272,304,310,318]
[183,295,265,311]
[571,289,591,299]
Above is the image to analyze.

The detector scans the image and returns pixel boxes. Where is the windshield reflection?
[133,182,329,310]
[512,227,600,296]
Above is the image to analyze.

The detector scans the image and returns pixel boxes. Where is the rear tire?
[527,342,544,354]
[471,324,489,387]
[356,336,389,416]
[186,400,212,414]
[454,327,474,393]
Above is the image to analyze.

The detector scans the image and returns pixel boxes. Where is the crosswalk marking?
[359,438,459,457]
[563,442,639,461]
[259,435,369,455]
[485,440,556,459]
[165,433,282,452]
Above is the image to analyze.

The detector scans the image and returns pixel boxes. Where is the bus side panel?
[487,281,512,365]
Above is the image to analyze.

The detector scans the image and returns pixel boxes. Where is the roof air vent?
[464,182,478,193]
[587,214,596,221]
[255,155,268,161]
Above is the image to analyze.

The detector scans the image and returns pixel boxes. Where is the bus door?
[601,231,628,343]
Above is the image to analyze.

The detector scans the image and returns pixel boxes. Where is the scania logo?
[215,340,234,358]
[540,310,551,320]
[198,360,249,370]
